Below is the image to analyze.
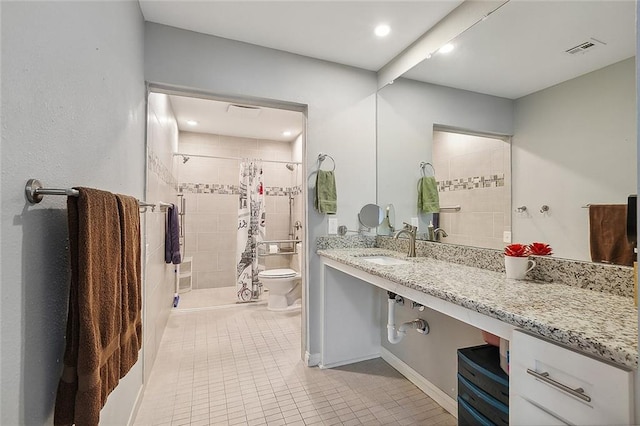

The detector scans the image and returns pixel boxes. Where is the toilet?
[259,242,302,311]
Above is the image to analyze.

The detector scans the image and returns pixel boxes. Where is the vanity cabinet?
[510,330,634,425]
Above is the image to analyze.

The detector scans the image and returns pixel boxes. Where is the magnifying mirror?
[358,203,384,229]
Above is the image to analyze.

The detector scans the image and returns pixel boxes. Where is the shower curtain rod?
[174,152,302,166]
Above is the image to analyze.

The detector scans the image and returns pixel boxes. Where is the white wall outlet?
[503,231,512,243]
[411,217,419,227]
[328,218,338,235]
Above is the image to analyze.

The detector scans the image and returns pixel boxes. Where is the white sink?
[360,256,410,266]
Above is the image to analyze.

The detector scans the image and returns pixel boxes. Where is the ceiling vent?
[565,38,606,55]
[227,104,262,118]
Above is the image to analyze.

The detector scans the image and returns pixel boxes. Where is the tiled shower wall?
[178,131,303,290]
[145,93,180,380]
[433,130,511,250]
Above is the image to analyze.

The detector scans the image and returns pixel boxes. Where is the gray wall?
[513,57,637,261]
[1,1,146,424]
[377,77,514,233]
[144,23,378,360]
[381,301,486,400]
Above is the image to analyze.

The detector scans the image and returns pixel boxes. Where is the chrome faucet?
[394,222,417,257]
[433,228,448,242]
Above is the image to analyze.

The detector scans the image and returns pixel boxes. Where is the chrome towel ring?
[420,161,435,177]
[318,153,336,172]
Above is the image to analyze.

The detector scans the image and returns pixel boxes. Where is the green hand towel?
[315,170,337,214]
[418,176,440,213]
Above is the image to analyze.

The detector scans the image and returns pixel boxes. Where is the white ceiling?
[142,0,636,138]
[403,0,636,99]
[142,1,463,140]
[169,95,304,142]
[138,1,463,71]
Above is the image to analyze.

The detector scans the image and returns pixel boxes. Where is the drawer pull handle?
[526,369,591,403]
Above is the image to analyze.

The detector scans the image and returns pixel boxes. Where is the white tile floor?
[134,304,456,426]
[176,287,267,311]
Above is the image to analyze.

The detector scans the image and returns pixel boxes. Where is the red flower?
[528,242,553,256]
[504,243,530,257]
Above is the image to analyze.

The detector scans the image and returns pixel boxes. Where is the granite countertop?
[317,247,638,369]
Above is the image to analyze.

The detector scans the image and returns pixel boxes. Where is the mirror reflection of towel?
[315,170,337,214]
[589,204,635,266]
[418,176,440,213]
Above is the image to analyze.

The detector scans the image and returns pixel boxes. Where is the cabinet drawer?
[511,395,566,426]
[510,330,633,425]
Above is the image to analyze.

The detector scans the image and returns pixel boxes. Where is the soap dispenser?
[427,221,435,241]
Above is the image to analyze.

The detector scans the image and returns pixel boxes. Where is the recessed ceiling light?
[186,120,198,126]
[438,43,455,54]
[374,24,391,38]
[283,131,292,137]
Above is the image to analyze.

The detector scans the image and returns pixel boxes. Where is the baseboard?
[319,352,380,369]
[127,383,146,426]
[381,347,457,418]
[304,351,321,367]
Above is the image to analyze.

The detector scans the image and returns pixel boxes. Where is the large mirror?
[377,0,636,262]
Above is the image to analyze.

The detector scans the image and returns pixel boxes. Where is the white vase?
[504,256,536,280]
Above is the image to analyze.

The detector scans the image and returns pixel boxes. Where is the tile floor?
[176,287,267,311]
[134,304,456,426]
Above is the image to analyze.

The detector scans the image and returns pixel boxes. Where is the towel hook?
[420,162,435,177]
[318,153,336,172]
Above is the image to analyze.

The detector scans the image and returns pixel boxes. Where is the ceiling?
[403,0,636,99]
[169,95,304,142]
[143,1,463,140]
[142,0,636,138]
[138,1,463,72]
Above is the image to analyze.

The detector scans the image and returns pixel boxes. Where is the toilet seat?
[259,268,298,279]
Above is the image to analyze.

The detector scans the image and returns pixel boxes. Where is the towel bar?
[25,178,155,212]
[25,179,79,203]
[158,202,173,212]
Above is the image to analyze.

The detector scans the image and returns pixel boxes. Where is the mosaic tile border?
[179,183,302,197]
[438,173,504,192]
[147,150,178,188]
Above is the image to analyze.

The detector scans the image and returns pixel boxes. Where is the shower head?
[285,163,295,171]
[182,155,190,164]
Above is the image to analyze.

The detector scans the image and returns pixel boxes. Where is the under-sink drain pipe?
[387,292,429,344]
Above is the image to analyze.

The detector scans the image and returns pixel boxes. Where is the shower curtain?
[236,160,266,301]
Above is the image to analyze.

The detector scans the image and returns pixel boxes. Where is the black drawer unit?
[458,396,494,426]
[458,373,509,426]
[458,344,509,425]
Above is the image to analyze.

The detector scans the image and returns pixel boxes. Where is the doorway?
[143,87,307,381]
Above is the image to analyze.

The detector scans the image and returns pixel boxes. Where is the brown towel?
[55,188,122,426]
[589,204,635,266]
[116,194,142,378]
